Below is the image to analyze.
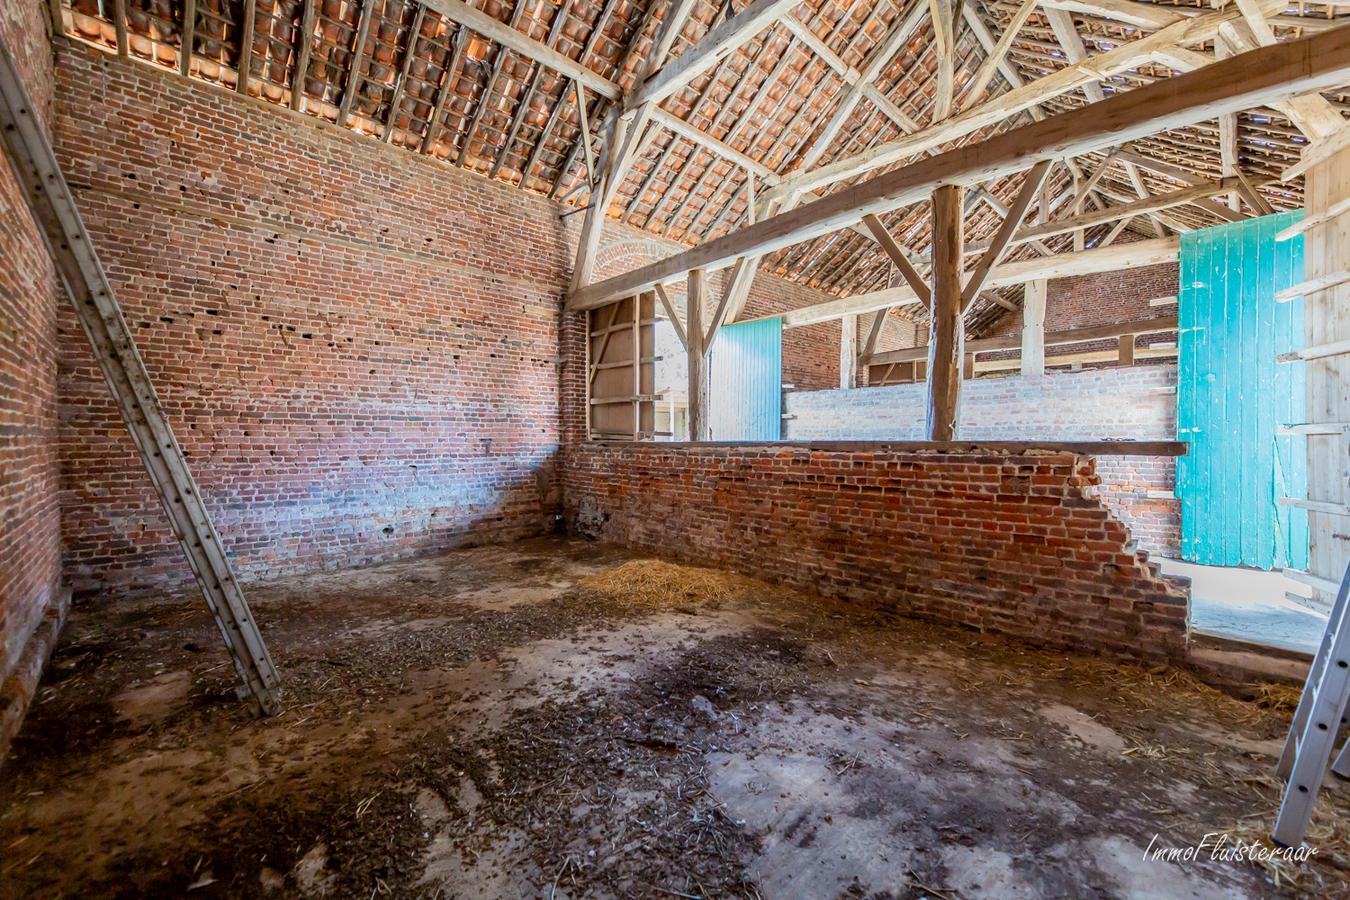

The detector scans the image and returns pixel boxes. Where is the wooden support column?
[114,0,128,56]
[236,0,256,95]
[1302,141,1350,604]
[336,0,374,125]
[289,0,318,110]
[1215,37,1240,211]
[926,184,964,441]
[687,269,709,441]
[180,0,197,76]
[840,313,857,389]
[1021,279,1046,377]
[1118,334,1136,365]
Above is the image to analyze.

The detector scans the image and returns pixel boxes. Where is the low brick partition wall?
[785,365,1181,557]
[563,444,1190,661]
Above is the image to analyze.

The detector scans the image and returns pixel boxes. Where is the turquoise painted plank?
[1223,224,1243,566]
[1252,215,1276,568]
[708,318,782,440]
[1193,225,1215,564]
[1211,224,1230,565]
[1209,225,1231,564]
[1178,227,1205,560]
[1272,211,1293,566]
[1231,220,1248,565]
[1178,231,1196,560]
[1206,225,1224,564]
[1189,227,1210,563]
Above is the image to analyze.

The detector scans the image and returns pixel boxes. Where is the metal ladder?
[0,37,280,715]
[1274,554,1350,846]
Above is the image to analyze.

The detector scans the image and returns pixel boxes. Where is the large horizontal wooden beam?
[587,439,1190,456]
[751,237,1180,328]
[623,0,800,115]
[564,6,1332,312]
[868,315,1180,366]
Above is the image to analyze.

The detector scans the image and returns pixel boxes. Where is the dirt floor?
[2,535,1348,900]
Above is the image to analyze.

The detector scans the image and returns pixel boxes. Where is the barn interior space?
[4,0,1350,897]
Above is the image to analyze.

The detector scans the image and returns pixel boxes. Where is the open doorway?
[1160,559,1327,655]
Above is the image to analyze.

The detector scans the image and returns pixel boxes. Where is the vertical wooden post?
[289,0,317,111]
[840,313,857,389]
[114,0,128,56]
[180,0,197,77]
[1118,334,1136,366]
[236,0,256,96]
[1303,142,1350,605]
[1215,37,1241,211]
[926,184,964,441]
[687,269,708,441]
[1021,279,1046,377]
[584,309,593,440]
[963,352,975,380]
[631,293,641,440]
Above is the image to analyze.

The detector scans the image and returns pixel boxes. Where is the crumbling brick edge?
[561,443,1193,664]
[0,587,72,768]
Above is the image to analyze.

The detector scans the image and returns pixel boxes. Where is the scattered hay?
[1216,805,1350,897]
[578,559,759,609]
[1250,682,1305,713]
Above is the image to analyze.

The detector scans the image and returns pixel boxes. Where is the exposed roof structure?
[59,0,1350,335]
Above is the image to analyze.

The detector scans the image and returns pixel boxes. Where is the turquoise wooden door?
[708,319,782,441]
[1177,211,1308,569]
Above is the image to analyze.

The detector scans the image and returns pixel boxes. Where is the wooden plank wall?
[869,360,926,386]
[587,294,655,440]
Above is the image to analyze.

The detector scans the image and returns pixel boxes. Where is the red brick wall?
[55,43,570,596]
[563,444,1190,661]
[784,365,1183,557]
[1,3,64,684]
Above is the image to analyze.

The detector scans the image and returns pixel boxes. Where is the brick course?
[563,444,1190,661]
[1,2,63,694]
[784,365,1182,557]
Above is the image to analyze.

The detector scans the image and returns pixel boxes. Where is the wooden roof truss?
[56,0,1350,335]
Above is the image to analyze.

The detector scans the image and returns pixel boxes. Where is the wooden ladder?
[0,36,281,715]
[1274,554,1350,846]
